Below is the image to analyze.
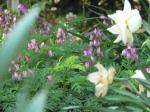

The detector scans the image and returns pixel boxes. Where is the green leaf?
[105,95,147,110]
[143,20,150,35]
[142,38,150,49]
[0,4,42,77]
[63,106,81,110]
[110,87,144,104]
[26,91,47,112]
[16,93,29,112]
[114,78,139,93]
[66,30,89,42]
[141,68,150,81]
[55,56,86,72]
[139,0,149,14]
[148,5,150,23]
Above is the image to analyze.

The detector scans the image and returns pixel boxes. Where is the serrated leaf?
[55,56,85,72]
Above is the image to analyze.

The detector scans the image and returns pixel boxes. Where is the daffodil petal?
[95,83,108,97]
[95,63,107,75]
[88,72,100,85]
[107,24,120,34]
[131,70,146,80]
[128,9,142,32]
[114,35,121,43]
[108,10,123,23]
[108,67,116,84]
[126,29,133,45]
[119,23,127,44]
[123,0,131,12]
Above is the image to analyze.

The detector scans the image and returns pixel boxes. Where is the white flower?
[54,0,60,4]
[65,12,77,21]
[87,63,116,97]
[131,70,150,97]
[107,0,142,45]
[131,70,146,80]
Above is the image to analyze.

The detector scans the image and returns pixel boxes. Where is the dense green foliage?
[0,0,150,112]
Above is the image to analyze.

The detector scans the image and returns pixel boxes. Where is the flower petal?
[108,67,116,84]
[108,10,123,23]
[131,70,146,80]
[126,29,133,45]
[95,83,108,97]
[123,0,131,12]
[88,72,100,85]
[128,9,142,32]
[107,24,120,34]
[118,23,127,44]
[114,35,121,43]
[95,63,107,75]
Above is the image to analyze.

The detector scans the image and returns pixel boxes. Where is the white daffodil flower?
[87,63,116,97]
[131,70,146,80]
[131,70,150,97]
[107,0,142,45]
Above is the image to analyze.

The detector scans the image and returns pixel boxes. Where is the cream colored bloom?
[107,0,142,45]
[87,63,116,97]
[131,70,150,97]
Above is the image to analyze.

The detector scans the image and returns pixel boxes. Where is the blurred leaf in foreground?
[0,4,42,78]
[16,90,47,112]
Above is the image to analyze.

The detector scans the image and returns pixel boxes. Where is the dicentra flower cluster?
[122,45,138,61]
[83,28,103,68]
[18,3,28,15]
[56,28,68,44]
[0,9,16,37]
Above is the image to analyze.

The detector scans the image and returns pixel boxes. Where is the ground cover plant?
[0,0,150,112]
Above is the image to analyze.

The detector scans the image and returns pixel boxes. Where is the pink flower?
[96,47,103,56]
[46,50,53,57]
[122,45,138,61]
[25,54,30,62]
[14,63,20,71]
[28,39,39,52]
[56,28,67,44]
[94,28,102,38]
[145,66,150,73]
[23,69,33,77]
[17,52,22,61]
[42,23,50,35]
[12,72,21,80]
[28,39,36,49]
[18,4,28,14]
[84,62,90,69]
[39,42,45,48]
[47,75,52,81]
